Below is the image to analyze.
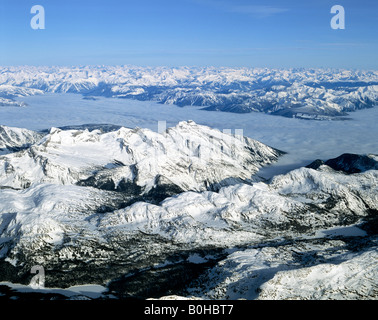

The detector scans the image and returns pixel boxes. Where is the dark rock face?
[306,153,378,174]
[306,159,325,170]
[325,153,378,173]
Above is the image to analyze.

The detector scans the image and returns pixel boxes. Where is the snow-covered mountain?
[0,121,282,192]
[0,125,43,155]
[0,121,376,300]
[1,66,377,120]
[0,98,27,108]
[307,153,378,173]
[186,237,377,300]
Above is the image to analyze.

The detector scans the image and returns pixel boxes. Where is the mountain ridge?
[1,66,377,120]
[0,120,376,299]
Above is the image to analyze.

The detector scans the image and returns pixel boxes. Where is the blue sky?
[0,0,377,68]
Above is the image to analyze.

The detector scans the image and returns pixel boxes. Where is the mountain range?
[1,66,378,120]
[0,122,376,300]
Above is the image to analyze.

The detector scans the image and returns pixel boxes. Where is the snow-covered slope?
[186,237,377,300]
[0,98,27,108]
[1,160,376,258]
[0,165,377,295]
[1,66,377,120]
[0,121,282,193]
[0,118,376,299]
[0,125,43,155]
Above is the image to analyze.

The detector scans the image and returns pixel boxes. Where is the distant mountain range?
[1,66,377,120]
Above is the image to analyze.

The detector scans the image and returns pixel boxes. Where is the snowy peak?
[0,121,283,195]
[1,66,377,120]
[0,126,43,154]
